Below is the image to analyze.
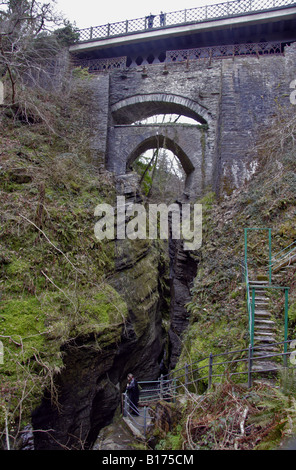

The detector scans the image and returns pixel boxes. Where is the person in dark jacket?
[126,373,140,415]
[147,13,155,29]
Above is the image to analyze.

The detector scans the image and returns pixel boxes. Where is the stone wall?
[219,43,296,194]
[90,43,296,198]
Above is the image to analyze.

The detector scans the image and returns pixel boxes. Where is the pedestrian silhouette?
[126,373,140,415]
[147,13,155,29]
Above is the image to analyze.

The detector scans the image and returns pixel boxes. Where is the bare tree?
[0,0,77,115]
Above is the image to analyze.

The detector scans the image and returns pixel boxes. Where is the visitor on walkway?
[126,373,140,416]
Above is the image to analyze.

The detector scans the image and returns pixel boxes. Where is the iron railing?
[138,339,296,402]
[122,392,151,438]
[166,41,283,62]
[75,41,285,73]
[270,239,296,272]
[76,0,296,43]
[243,228,292,348]
[123,339,296,436]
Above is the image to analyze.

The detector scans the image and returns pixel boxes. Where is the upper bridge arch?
[111,93,212,126]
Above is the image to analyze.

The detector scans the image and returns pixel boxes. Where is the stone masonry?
[89,43,296,199]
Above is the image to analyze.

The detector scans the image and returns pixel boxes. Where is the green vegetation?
[149,108,296,450]
[151,378,296,450]
[1,4,296,449]
[0,58,128,445]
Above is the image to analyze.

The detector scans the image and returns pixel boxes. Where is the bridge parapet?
[76,0,296,43]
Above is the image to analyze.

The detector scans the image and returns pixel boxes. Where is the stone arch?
[127,134,194,175]
[111,93,212,126]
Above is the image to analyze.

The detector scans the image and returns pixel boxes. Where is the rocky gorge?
[23,172,197,450]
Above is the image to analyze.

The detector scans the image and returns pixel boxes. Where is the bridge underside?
[70,7,296,67]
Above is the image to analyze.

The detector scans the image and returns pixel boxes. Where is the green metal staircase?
[244,228,291,373]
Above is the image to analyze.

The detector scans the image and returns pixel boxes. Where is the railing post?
[284,287,289,367]
[208,353,213,389]
[143,406,147,438]
[248,343,253,388]
[124,391,128,417]
[125,20,128,33]
[0,340,3,365]
[173,378,176,402]
[185,363,189,391]
[160,374,164,399]
[184,9,187,22]
[107,23,110,37]
[89,27,93,40]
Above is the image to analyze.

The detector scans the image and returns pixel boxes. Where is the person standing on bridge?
[147,13,155,29]
[160,11,165,26]
[126,373,140,415]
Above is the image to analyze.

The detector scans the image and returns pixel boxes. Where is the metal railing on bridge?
[75,41,285,73]
[76,0,296,43]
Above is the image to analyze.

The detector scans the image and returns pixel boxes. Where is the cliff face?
[0,115,193,450]
[168,238,197,370]
[31,175,169,450]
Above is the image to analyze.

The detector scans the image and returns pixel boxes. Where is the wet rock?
[19,425,34,450]
[168,238,197,369]
[92,420,138,450]
[152,401,182,436]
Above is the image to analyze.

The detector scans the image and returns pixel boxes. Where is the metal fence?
[166,42,283,62]
[271,240,296,272]
[137,339,296,405]
[74,41,285,73]
[76,0,296,42]
[121,339,296,437]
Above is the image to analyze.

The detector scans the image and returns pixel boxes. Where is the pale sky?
[54,0,225,30]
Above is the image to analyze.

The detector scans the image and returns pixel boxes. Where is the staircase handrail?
[270,241,296,270]
[136,338,296,407]
[256,239,296,275]
[271,239,296,262]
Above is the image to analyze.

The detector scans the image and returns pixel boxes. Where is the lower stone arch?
[127,134,195,194]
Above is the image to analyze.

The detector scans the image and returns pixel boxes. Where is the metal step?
[252,361,282,372]
[254,335,277,343]
[255,309,271,316]
[255,297,269,303]
[255,319,275,325]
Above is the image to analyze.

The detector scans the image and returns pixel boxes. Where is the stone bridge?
[108,92,216,197]
[70,0,296,199]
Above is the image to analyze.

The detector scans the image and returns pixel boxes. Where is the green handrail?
[244,228,291,354]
